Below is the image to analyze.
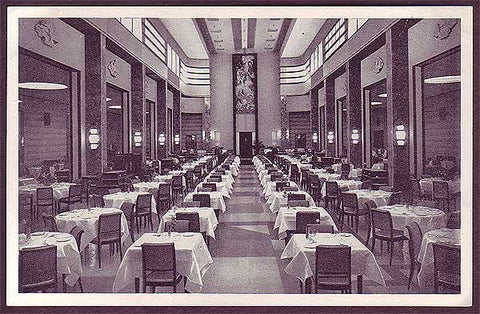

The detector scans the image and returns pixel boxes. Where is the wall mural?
[233,54,257,114]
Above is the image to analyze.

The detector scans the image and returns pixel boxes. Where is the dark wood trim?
[194,18,216,55]
[274,19,293,53]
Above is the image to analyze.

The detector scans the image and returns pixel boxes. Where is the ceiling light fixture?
[241,18,248,49]
[108,105,122,109]
[424,75,461,84]
[106,97,112,102]
[19,82,68,90]
[377,93,387,98]
[371,101,383,105]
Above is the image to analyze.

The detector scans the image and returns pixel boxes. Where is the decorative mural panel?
[233,54,257,114]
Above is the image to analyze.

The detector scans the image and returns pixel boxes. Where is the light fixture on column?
[241,18,248,49]
[174,134,180,145]
[134,131,142,147]
[312,132,318,143]
[158,133,166,146]
[351,129,360,144]
[327,131,334,144]
[89,128,100,150]
[395,124,406,146]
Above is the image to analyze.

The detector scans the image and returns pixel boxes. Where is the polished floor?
[24,164,423,294]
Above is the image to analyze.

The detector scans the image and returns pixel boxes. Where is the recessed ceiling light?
[342,108,347,111]
[377,93,387,98]
[106,97,112,101]
[424,75,461,84]
[18,100,22,103]
[108,105,122,109]
[19,82,68,90]
[371,101,383,105]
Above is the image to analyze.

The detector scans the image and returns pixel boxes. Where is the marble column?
[346,58,362,167]
[386,21,410,191]
[131,62,145,159]
[325,77,336,156]
[157,79,167,159]
[84,31,107,175]
[310,87,320,151]
[172,89,181,153]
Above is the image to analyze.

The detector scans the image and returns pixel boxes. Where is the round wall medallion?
[373,57,384,74]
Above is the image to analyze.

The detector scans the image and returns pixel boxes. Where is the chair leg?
[372,237,375,253]
[407,263,414,290]
[366,219,371,246]
[78,278,84,293]
[355,216,359,234]
[98,244,101,268]
[118,241,123,260]
[389,242,394,266]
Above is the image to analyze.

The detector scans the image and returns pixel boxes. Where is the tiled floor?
[23,164,430,294]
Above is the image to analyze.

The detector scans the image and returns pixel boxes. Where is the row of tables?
[253,154,460,293]
[18,155,240,293]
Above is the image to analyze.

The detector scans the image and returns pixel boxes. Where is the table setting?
[158,206,218,239]
[103,191,157,213]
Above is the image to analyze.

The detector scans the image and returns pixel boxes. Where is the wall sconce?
[134,131,142,147]
[89,128,100,150]
[174,134,180,145]
[327,131,334,144]
[351,129,360,144]
[395,124,406,146]
[312,132,318,143]
[158,133,166,146]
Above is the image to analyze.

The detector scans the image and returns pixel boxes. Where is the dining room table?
[262,181,299,199]
[158,206,218,239]
[18,231,82,287]
[281,233,386,293]
[416,228,461,291]
[343,189,393,209]
[184,191,227,213]
[419,177,461,195]
[18,182,75,203]
[267,191,316,213]
[205,172,235,191]
[103,191,157,213]
[54,207,130,252]
[112,232,213,293]
[274,206,338,240]
[132,181,163,194]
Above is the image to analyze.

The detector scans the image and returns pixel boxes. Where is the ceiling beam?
[194,18,216,56]
[275,18,294,54]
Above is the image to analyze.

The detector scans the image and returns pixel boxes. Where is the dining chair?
[120,202,136,243]
[276,181,290,192]
[433,181,450,212]
[19,194,34,221]
[175,212,201,232]
[88,194,105,208]
[36,187,55,216]
[388,191,403,206]
[91,212,122,268]
[197,187,213,192]
[171,175,185,200]
[446,211,461,229]
[58,184,83,212]
[206,177,222,183]
[324,181,340,212]
[314,245,352,294]
[282,186,299,192]
[192,194,211,208]
[19,245,58,293]
[193,165,203,184]
[69,226,84,292]
[432,242,461,293]
[370,209,408,265]
[141,243,184,293]
[156,183,171,217]
[406,222,422,290]
[135,194,153,232]
[185,170,195,192]
[300,169,310,192]
[202,183,217,192]
[409,178,424,203]
[340,192,368,234]
[287,193,306,202]
[287,200,309,208]
[307,223,334,234]
[80,178,91,202]
[364,200,377,247]
[182,201,201,208]
[165,220,190,233]
[361,180,372,190]
[41,213,58,232]
[341,163,351,180]
[309,176,324,203]
[295,211,321,234]
[290,164,300,183]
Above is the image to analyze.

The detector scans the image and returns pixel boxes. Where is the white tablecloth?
[263,181,299,198]
[417,228,460,290]
[103,192,157,214]
[419,178,461,195]
[274,207,338,240]
[311,172,342,182]
[344,189,392,209]
[321,180,363,197]
[55,207,130,252]
[195,181,231,199]
[19,232,82,286]
[378,205,448,235]
[205,173,234,191]
[133,182,162,194]
[19,182,75,202]
[267,191,316,213]
[281,234,386,287]
[159,207,218,239]
[113,233,213,293]
[184,192,227,213]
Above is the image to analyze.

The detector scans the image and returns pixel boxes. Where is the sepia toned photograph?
[2,2,477,310]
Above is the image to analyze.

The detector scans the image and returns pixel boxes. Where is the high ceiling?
[160,18,325,60]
